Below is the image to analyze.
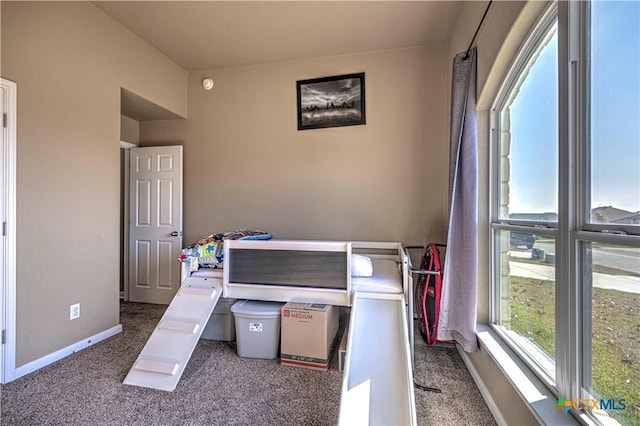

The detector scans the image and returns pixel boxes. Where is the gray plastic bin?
[201,297,237,341]
[230,300,283,359]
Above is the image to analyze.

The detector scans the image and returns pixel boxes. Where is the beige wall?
[1,1,187,366]
[120,116,140,145]
[448,1,551,424]
[141,46,450,248]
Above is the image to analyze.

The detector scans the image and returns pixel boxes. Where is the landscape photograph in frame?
[297,73,366,130]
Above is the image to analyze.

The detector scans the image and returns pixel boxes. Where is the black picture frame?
[297,72,366,131]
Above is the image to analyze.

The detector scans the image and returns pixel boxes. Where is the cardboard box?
[280,302,338,371]
[338,325,348,372]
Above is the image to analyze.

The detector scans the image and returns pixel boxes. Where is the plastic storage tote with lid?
[230,300,284,359]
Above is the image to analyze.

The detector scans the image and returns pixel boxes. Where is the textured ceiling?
[93,1,463,71]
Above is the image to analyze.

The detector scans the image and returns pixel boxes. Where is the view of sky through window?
[508,25,558,215]
[508,1,639,217]
[590,1,640,215]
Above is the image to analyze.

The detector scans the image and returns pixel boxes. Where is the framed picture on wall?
[296,72,366,131]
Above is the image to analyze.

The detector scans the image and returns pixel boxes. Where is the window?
[492,5,559,384]
[490,2,639,425]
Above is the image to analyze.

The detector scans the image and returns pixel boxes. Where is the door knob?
[170,231,180,237]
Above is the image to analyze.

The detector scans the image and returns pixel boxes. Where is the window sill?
[472,324,578,425]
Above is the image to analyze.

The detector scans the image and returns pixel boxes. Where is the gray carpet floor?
[0,301,496,425]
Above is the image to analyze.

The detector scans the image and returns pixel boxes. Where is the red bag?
[414,243,443,345]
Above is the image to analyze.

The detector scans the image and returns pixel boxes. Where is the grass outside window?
[506,251,639,426]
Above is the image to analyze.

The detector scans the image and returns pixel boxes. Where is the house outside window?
[490,2,639,425]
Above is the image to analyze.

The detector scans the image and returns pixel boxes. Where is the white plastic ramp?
[339,292,417,426]
[124,276,222,391]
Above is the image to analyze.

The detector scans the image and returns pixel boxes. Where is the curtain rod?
[463,0,493,61]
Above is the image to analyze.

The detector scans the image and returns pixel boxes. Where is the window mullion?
[556,0,578,401]
[574,0,592,405]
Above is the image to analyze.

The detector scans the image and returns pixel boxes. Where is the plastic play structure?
[124,239,417,425]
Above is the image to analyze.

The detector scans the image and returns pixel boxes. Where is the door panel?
[136,240,151,287]
[136,180,151,226]
[158,180,173,226]
[158,240,174,289]
[129,146,183,304]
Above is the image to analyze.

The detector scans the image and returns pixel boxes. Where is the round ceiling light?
[202,78,214,90]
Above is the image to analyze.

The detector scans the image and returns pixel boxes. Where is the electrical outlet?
[70,303,80,320]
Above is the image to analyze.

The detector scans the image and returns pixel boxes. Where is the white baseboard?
[13,324,123,381]
[457,345,508,426]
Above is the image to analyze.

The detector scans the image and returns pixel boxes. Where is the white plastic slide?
[339,291,417,426]
[123,276,222,391]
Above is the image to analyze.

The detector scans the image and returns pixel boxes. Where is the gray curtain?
[437,47,479,353]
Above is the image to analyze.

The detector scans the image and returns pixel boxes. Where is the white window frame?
[490,2,640,425]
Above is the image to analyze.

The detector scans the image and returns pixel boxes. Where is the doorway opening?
[119,87,184,305]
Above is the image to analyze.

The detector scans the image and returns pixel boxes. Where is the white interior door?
[129,146,183,304]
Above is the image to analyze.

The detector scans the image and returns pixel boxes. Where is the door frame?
[120,141,136,302]
[1,78,17,384]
